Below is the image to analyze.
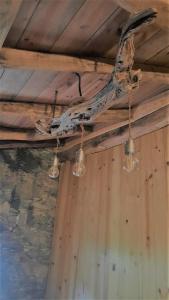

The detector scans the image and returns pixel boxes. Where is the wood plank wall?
[46,126,169,300]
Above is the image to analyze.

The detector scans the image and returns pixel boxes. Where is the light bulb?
[49,154,59,179]
[123,138,139,173]
[72,148,86,177]
[123,153,139,173]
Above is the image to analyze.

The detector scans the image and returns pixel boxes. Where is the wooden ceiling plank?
[82,74,111,100]
[16,0,86,52]
[135,29,169,62]
[50,73,83,105]
[145,45,169,67]
[0,47,169,74]
[113,0,169,30]
[133,91,169,118]
[4,0,40,48]
[0,68,33,100]
[93,109,129,124]
[0,0,22,47]
[57,90,169,153]
[84,8,129,57]
[50,0,118,54]
[15,70,57,102]
[112,80,169,109]
[57,73,111,105]
[36,72,77,104]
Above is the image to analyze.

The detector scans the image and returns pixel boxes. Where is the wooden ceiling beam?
[0,101,63,129]
[0,106,168,151]
[0,90,168,147]
[1,90,167,147]
[0,101,128,129]
[0,47,113,74]
[0,1,22,48]
[0,47,169,74]
[57,90,169,153]
[114,0,169,30]
[0,140,59,150]
[0,128,80,142]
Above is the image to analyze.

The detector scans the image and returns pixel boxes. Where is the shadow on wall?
[0,149,58,300]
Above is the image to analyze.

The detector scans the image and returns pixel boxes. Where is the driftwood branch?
[36,8,157,138]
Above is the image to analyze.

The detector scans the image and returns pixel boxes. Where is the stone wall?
[0,149,58,300]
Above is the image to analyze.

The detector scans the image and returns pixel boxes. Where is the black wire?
[52,90,58,118]
[75,72,82,97]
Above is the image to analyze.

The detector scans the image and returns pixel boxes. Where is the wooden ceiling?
[0,0,168,154]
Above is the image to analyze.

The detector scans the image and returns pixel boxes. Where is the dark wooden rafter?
[0,90,168,146]
[0,101,63,129]
[35,8,157,138]
[0,129,80,142]
[0,140,59,150]
[0,101,128,129]
[0,102,168,152]
[0,47,168,74]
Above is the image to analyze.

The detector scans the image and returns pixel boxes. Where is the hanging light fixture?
[49,139,60,179]
[49,153,60,179]
[123,95,139,172]
[72,125,86,177]
[35,90,58,135]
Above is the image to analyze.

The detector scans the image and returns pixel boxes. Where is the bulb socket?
[125,138,135,155]
[79,148,85,162]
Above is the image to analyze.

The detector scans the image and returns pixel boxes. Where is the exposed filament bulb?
[123,138,139,173]
[49,153,60,179]
[72,147,86,177]
[72,124,86,177]
[123,93,139,173]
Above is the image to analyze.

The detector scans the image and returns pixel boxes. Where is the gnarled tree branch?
[36,8,157,138]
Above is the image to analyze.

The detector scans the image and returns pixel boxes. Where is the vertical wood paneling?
[46,126,169,300]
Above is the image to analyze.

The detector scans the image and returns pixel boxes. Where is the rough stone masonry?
[0,149,58,300]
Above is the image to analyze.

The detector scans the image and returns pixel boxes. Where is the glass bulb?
[72,148,86,177]
[123,153,139,173]
[49,154,59,179]
[123,138,139,173]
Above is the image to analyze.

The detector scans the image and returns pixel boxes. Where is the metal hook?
[52,90,58,119]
